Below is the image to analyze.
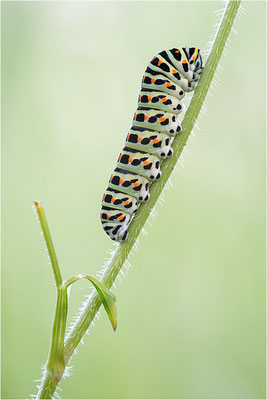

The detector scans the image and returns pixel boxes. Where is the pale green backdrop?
[2,1,266,399]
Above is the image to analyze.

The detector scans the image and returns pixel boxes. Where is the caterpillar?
[101,47,203,242]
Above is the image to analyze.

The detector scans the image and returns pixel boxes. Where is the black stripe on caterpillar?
[101,47,203,242]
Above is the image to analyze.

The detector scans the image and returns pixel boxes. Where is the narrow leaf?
[64,274,117,331]
[86,276,117,332]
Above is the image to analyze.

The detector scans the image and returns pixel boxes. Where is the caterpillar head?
[183,47,203,77]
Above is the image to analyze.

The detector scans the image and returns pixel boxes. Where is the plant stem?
[45,288,68,377]
[33,202,68,399]
[36,287,68,399]
[64,0,241,362]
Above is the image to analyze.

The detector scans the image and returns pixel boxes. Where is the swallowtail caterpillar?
[101,47,203,242]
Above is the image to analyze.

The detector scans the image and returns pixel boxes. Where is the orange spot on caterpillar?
[143,160,149,166]
[192,56,196,61]
[100,213,103,219]
[124,200,130,205]
[107,215,110,220]
[119,154,122,161]
[144,115,149,120]
[151,78,156,83]
[128,157,133,163]
[175,50,180,53]
[127,133,130,141]
[137,136,142,142]
[103,194,106,201]
[142,76,145,82]
[148,96,152,101]
[119,178,124,185]
[118,215,124,221]
[111,197,115,202]
[153,138,159,144]
[134,113,137,119]
[159,116,166,122]
[133,182,140,187]
[110,174,114,182]
[158,60,163,66]
[171,68,177,74]
[182,59,187,64]
[165,82,172,87]
[161,97,167,102]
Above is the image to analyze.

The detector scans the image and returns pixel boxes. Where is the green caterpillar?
[101,47,203,242]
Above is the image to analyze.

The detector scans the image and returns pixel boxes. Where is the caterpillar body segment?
[147,57,193,92]
[101,47,203,242]
[102,221,129,242]
[108,172,150,202]
[138,91,184,114]
[125,129,174,159]
[161,49,194,81]
[142,73,186,100]
[133,109,182,136]
[100,209,131,224]
[117,151,162,181]
[102,190,139,214]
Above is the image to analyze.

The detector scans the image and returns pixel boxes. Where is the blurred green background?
[2,1,265,399]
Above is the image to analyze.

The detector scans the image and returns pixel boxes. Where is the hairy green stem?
[34,202,68,399]
[37,287,68,399]
[35,1,241,397]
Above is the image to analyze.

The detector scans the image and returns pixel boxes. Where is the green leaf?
[64,275,117,331]
[87,276,117,332]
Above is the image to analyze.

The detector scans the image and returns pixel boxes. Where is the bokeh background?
[2,1,266,399]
